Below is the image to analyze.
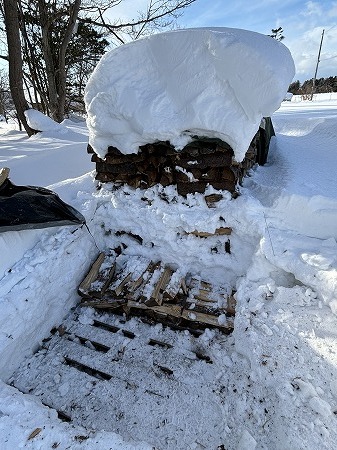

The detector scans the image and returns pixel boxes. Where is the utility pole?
[310,29,325,101]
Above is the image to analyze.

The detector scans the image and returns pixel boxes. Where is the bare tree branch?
[83,0,196,34]
[97,7,124,44]
[0,0,196,122]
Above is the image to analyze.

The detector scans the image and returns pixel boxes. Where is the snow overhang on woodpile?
[85,27,295,162]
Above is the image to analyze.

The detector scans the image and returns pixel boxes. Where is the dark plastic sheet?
[0,179,85,232]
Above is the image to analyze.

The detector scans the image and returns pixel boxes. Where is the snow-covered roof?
[85,27,295,161]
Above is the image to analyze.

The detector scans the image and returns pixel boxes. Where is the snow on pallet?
[79,252,235,333]
[10,310,228,448]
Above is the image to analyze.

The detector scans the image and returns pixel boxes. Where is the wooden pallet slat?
[125,261,154,295]
[109,272,132,297]
[78,252,104,296]
[79,253,116,298]
[126,300,233,332]
[186,227,232,238]
[141,266,163,305]
[109,258,156,298]
[81,299,126,309]
[146,266,173,306]
[162,270,186,301]
[78,254,235,333]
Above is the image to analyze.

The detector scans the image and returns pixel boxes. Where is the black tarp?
[256,117,275,166]
[0,178,85,232]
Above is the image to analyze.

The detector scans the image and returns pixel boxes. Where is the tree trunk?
[56,0,81,122]
[37,0,81,123]
[3,0,36,136]
[37,0,59,121]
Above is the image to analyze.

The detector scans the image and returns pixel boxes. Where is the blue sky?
[114,0,337,82]
[179,0,337,81]
[1,1,335,83]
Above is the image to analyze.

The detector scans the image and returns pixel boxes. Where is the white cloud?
[301,1,323,17]
[100,0,337,82]
[286,26,337,80]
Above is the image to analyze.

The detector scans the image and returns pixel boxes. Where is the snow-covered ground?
[0,95,337,449]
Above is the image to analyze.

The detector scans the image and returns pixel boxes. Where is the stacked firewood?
[79,253,235,333]
[88,133,260,195]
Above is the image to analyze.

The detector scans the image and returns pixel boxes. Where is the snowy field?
[0,95,337,449]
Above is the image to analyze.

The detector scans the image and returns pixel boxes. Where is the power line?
[320,55,337,61]
[326,24,336,33]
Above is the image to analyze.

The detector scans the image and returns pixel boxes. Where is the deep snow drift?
[85,27,295,161]
[0,95,337,449]
[0,119,92,278]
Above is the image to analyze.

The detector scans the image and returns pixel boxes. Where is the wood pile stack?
[88,134,260,196]
[79,253,235,333]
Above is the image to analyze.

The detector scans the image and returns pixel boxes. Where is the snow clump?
[85,27,295,161]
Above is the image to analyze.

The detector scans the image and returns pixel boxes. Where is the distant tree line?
[289,77,337,96]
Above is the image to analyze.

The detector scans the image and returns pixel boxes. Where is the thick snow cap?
[85,27,295,162]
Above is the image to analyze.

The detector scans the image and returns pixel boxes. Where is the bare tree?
[1,0,35,135]
[1,0,196,131]
[82,0,196,43]
[0,69,13,120]
[35,0,81,122]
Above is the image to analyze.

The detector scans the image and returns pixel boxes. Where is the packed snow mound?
[85,27,295,161]
[25,109,65,132]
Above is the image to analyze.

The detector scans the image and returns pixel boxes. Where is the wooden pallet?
[79,253,235,333]
[11,311,227,448]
